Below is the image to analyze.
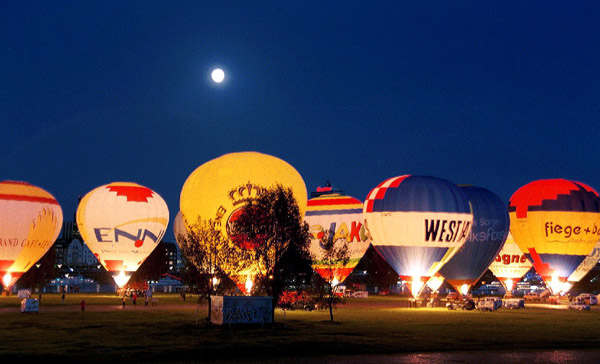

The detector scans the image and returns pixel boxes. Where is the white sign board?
[211,296,273,325]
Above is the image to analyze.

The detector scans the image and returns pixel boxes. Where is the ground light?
[426,276,444,292]
[460,284,470,296]
[113,271,129,288]
[547,273,571,295]
[505,278,514,292]
[411,276,425,298]
[2,273,11,288]
[245,277,253,294]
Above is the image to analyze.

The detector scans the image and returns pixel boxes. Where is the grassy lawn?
[0,294,598,363]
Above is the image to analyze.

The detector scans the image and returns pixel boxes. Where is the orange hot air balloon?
[509,179,600,293]
[76,182,169,287]
[0,181,63,290]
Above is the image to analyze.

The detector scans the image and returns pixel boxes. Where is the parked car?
[503,298,525,309]
[446,292,460,301]
[576,293,597,305]
[547,295,562,304]
[568,296,590,311]
[477,297,502,311]
[523,292,540,301]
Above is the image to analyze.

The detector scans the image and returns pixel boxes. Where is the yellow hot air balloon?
[509,179,600,293]
[179,152,307,294]
[76,182,169,287]
[0,181,63,291]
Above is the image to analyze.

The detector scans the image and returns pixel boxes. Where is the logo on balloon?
[495,254,528,265]
[226,205,268,250]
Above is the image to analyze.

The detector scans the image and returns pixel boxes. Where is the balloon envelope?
[0,181,63,288]
[509,179,600,291]
[305,190,370,283]
[179,151,307,294]
[488,232,532,289]
[363,175,473,294]
[173,211,188,248]
[76,182,169,277]
[568,241,600,283]
[438,186,509,293]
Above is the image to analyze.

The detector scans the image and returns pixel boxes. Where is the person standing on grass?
[122,295,126,309]
[132,292,137,305]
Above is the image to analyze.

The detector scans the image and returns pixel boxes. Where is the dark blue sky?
[2,2,599,239]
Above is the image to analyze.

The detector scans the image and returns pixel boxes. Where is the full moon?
[211,68,225,83]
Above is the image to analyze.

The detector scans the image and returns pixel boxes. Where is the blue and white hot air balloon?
[363,175,473,297]
[437,185,510,296]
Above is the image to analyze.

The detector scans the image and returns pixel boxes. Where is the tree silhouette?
[317,229,350,321]
[178,217,248,323]
[230,184,312,322]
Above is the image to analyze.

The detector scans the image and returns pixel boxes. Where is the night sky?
[2,2,600,239]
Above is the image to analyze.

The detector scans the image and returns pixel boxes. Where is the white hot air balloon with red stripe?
[76,182,169,287]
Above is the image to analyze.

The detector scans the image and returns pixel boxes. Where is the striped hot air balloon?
[438,185,510,296]
[0,181,63,290]
[509,179,600,293]
[305,187,370,285]
[363,175,473,297]
[488,232,532,293]
[76,182,169,287]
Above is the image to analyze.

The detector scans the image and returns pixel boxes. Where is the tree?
[178,217,247,323]
[230,184,312,322]
[317,229,350,321]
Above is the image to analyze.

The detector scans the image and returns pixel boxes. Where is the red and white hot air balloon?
[76,182,169,287]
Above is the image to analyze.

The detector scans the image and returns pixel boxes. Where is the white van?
[576,293,597,305]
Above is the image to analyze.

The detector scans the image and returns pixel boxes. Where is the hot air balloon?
[509,179,600,294]
[0,181,63,291]
[76,182,169,288]
[304,186,370,285]
[488,232,533,294]
[567,241,600,286]
[173,211,188,248]
[363,175,473,297]
[179,151,307,294]
[437,186,510,296]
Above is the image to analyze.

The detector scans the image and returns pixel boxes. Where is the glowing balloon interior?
[438,185,509,295]
[0,181,63,289]
[305,189,370,284]
[509,179,600,292]
[363,175,473,297]
[76,182,169,283]
[179,151,307,294]
[488,232,532,292]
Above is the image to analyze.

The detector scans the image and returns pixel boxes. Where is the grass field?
[0,293,599,363]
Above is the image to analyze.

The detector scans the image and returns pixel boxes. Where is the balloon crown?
[228,183,267,206]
